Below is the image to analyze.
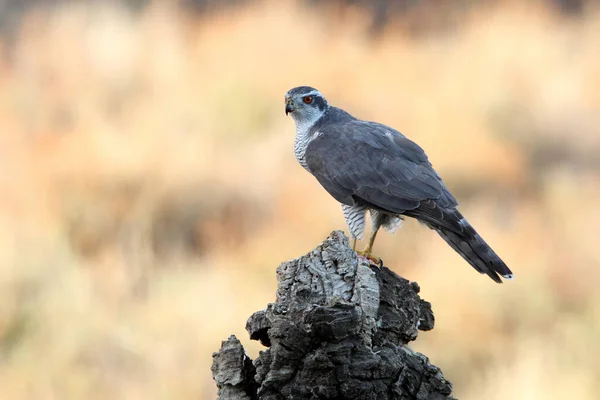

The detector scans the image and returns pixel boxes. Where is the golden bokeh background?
[0,0,599,398]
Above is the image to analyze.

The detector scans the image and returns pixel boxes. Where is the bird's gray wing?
[305,120,514,283]
[305,120,461,233]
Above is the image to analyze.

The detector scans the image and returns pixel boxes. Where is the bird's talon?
[355,250,382,267]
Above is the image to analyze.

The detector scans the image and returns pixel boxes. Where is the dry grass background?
[0,0,599,398]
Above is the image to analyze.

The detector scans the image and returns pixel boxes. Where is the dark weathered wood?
[211,335,258,400]
[212,230,454,399]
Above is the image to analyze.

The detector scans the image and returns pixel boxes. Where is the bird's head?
[285,86,329,126]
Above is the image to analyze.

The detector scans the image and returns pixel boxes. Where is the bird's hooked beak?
[285,99,295,116]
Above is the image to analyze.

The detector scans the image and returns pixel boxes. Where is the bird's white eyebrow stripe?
[292,90,321,98]
[304,90,322,97]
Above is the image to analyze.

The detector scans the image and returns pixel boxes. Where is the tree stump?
[211,230,454,399]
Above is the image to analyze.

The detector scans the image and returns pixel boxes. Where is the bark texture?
[212,230,453,399]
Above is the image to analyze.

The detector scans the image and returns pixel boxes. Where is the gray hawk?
[285,85,513,283]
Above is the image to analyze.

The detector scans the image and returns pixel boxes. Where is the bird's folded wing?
[305,120,461,232]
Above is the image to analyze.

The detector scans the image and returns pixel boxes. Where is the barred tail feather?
[434,213,513,283]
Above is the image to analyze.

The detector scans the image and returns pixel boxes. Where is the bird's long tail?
[433,211,513,283]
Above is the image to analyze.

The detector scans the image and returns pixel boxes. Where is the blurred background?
[0,0,599,398]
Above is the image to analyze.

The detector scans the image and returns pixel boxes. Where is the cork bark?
[212,230,453,400]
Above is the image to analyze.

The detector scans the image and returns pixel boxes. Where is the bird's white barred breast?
[294,129,322,171]
[293,132,311,170]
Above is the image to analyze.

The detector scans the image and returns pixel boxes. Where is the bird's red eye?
[303,96,313,104]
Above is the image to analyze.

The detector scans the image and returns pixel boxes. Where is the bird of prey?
[285,86,513,283]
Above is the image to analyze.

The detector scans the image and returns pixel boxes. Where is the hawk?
[285,86,513,283]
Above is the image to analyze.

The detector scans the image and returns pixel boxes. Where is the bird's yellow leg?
[356,229,382,266]
[362,228,379,256]
[352,237,357,251]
